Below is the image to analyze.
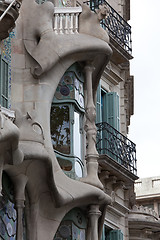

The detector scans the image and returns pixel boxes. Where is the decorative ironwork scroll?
[96,122,137,175]
[84,0,132,54]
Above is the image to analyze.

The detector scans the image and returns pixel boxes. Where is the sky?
[128,0,160,178]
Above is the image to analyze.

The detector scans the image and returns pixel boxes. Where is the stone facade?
[0,0,155,240]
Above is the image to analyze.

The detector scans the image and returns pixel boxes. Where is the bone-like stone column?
[11,174,28,240]
[81,62,103,189]
[88,205,101,240]
[15,199,25,240]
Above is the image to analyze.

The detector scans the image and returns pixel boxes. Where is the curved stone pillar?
[81,62,103,189]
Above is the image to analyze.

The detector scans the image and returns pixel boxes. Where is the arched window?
[0,173,17,239]
[50,62,85,179]
[54,208,87,240]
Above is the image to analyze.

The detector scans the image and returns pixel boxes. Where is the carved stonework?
[0,0,21,40]
[0,0,112,238]
[81,63,103,190]
[95,4,109,21]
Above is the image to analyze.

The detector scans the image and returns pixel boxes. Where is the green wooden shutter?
[108,230,123,240]
[0,55,9,108]
[106,92,120,131]
[96,82,102,123]
[101,225,105,240]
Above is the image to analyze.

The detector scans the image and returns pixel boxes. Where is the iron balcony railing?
[84,0,132,54]
[96,122,137,175]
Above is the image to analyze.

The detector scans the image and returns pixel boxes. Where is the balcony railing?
[96,122,137,175]
[84,0,132,54]
[53,7,82,34]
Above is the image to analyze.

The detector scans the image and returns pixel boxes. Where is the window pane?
[73,111,81,159]
[0,173,17,240]
[50,105,70,154]
[75,161,83,178]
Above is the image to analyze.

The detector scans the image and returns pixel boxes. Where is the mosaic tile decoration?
[54,71,84,110]
[72,222,85,240]
[0,195,17,240]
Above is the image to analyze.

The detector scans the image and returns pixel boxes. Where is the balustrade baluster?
[59,13,64,34]
[53,7,82,35]
[64,13,69,34]
[54,13,58,34]
[74,12,79,33]
[69,13,74,34]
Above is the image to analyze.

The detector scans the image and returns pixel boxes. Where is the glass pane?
[75,161,83,178]
[73,111,81,159]
[50,105,70,154]
[0,174,17,240]
[57,158,72,171]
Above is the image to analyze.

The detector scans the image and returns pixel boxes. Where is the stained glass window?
[54,208,87,240]
[53,64,84,111]
[0,173,17,239]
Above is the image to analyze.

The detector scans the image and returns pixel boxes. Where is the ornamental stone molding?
[0,0,113,238]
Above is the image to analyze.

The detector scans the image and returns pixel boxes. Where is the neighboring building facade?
[1,0,158,240]
[131,177,160,240]
[135,176,160,217]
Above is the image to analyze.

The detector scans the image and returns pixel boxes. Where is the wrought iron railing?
[96,122,137,175]
[83,0,132,54]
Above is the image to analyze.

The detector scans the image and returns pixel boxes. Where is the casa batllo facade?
[0,0,160,239]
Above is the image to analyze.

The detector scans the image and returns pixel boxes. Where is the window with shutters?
[106,230,123,240]
[101,227,123,240]
[0,56,9,108]
[96,85,120,131]
[96,85,120,160]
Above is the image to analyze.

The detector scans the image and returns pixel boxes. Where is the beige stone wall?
[101,61,131,136]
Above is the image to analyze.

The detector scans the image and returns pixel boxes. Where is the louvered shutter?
[108,230,123,240]
[0,56,9,108]
[96,82,102,123]
[106,92,120,131]
[101,225,105,240]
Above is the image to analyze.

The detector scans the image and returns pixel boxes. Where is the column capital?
[88,204,101,217]
[84,62,95,73]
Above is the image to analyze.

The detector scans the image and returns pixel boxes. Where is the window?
[106,230,123,240]
[101,227,123,240]
[0,56,9,108]
[96,85,120,131]
[54,208,87,240]
[51,105,70,154]
[0,173,17,239]
[96,85,120,160]
[50,63,85,179]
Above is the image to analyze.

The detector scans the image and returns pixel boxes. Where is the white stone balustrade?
[53,7,82,34]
